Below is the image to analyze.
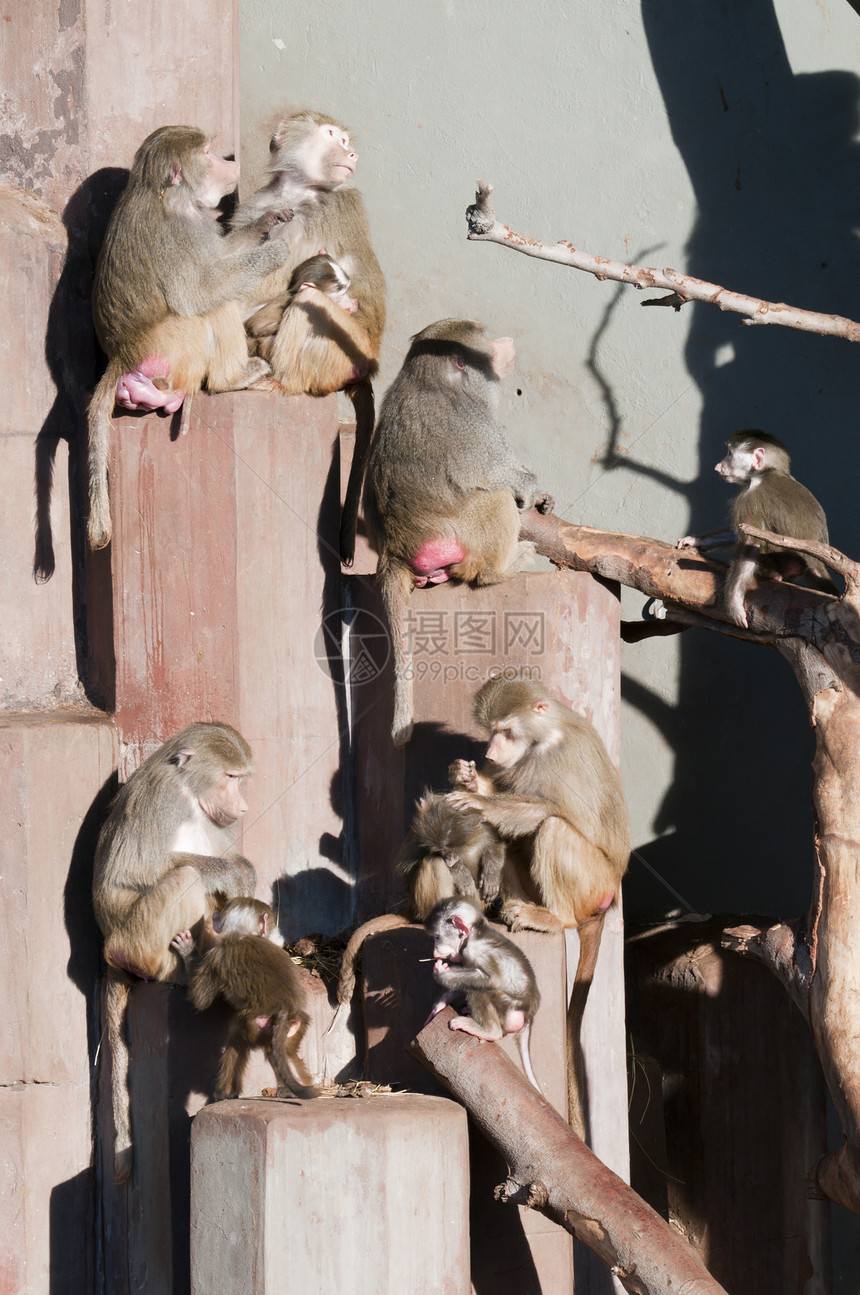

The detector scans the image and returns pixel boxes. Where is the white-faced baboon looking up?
[92,721,257,1181]
[363,320,553,744]
[171,897,318,1102]
[447,674,629,1137]
[425,897,542,1093]
[677,429,838,628]
[232,111,386,565]
[88,125,293,549]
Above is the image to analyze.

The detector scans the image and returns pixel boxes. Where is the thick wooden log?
[409,1011,728,1295]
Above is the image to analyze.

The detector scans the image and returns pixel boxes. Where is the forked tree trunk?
[519,508,860,1215]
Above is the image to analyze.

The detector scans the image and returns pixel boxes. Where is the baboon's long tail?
[87,366,119,550]
[336,912,410,1005]
[566,911,606,1140]
[104,968,134,1183]
[339,378,375,566]
[379,559,416,746]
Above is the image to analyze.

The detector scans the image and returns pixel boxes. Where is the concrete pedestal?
[108,391,349,942]
[191,1095,470,1295]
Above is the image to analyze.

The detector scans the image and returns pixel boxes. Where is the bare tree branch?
[519,510,835,642]
[409,1009,730,1295]
[466,181,860,344]
[737,522,860,598]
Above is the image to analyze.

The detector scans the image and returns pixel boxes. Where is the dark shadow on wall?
[618,0,860,921]
[53,771,117,1293]
[52,775,115,1295]
[34,168,128,711]
[49,1169,96,1295]
[628,2,860,1286]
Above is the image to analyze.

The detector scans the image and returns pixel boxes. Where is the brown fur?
[364,320,552,744]
[233,111,386,564]
[402,792,505,914]
[449,674,630,1137]
[679,429,838,627]
[88,125,293,549]
[93,721,257,1181]
[727,430,836,590]
[335,791,506,1005]
[174,899,318,1101]
[247,252,357,369]
[426,897,542,1092]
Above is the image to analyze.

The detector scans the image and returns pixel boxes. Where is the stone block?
[83,0,236,178]
[96,958,344,1294]
[0,425,109,711]
[190,1095,470,1295]
[0,711,113,1295]
[2,0,234,208]
[0,187,65,435]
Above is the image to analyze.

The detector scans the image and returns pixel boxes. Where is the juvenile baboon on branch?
[677,429,837,628]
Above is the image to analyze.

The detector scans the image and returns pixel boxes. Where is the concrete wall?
[0,4,236,1291]
[239,0,860,921]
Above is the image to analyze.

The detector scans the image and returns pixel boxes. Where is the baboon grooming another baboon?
[448,674,629,1136]
[88,125,292,549]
